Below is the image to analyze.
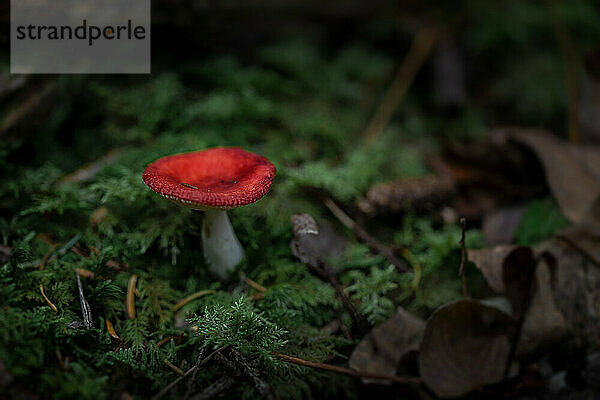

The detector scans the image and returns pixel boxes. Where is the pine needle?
[39,284,58,312]
[106,319,120,339]
[127,274,138,319]
[173,290,216,311]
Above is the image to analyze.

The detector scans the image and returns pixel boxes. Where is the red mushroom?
[142,147,276,278]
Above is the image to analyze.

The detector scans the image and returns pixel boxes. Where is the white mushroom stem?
[201,209,244,279]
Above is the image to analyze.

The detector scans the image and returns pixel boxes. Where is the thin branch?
[60,149,122,183]
[272,352,421,384]
[188,377,236,400]
[458,217,469,299]
[152,345,229,400]
[229,348,275,400]
[324,198,409,272]
[184,348,206,400]
[164,359,185,376]
[363,27,438,143]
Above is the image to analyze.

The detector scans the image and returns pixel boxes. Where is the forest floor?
[1,2,600,399]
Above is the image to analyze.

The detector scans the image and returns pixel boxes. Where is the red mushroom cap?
[142,147,276,209]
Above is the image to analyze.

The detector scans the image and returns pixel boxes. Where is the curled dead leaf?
[482,204,527,246]
[349,307,425,384]
[517,253,569,360]
[418,300,512,398]
[538,240,600,349]
[497,128,600,228]
[469,245,570,360]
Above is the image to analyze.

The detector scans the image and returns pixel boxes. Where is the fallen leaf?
[418,300,512,398]
[350,307,425,384]
[538,239,600,349]
[516,253,569,360]
[468,245,524,294]
[569,145,600,181]
[499,128,600,228]
[556,224,600,265]
[482,204,527,246]
[470,245,570,360]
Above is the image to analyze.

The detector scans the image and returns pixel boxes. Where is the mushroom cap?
[142,147,276,209]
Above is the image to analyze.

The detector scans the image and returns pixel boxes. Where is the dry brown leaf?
[500,128,600,227]
[538,240,600,349]
[517,253,569,360]
[557,224,600,265]
[468,245,523,293]
[349,307,424,384]
[569,145,600,181]
[482,205,527,246]
[418,300,512,398]
[470,244,570,360]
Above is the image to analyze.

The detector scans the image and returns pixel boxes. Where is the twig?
[60,149,122,183]
[290,211,371,334]
[173,290,216,311]
[57,234,81,255]
[272,352,421,384]
[458,217,469,299]
[37,234,128,271]
[229,348,275,399]
[56,349,69,371]
[76,270,93,329]
[363,27,438,143]
[188,377,236,400]
[245,276,267,301]
[184,348,206,400]
[152,345,229,400]
[38,244,58,270]
[503,252,540,379]
[38,234,81,268]
[251,292,265,301]
[127,274,138,319]
[324,198,409,272]
[39,284,58,312]
[0,81,55,138]
[318,259,371,335]
[164,359,185,376]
